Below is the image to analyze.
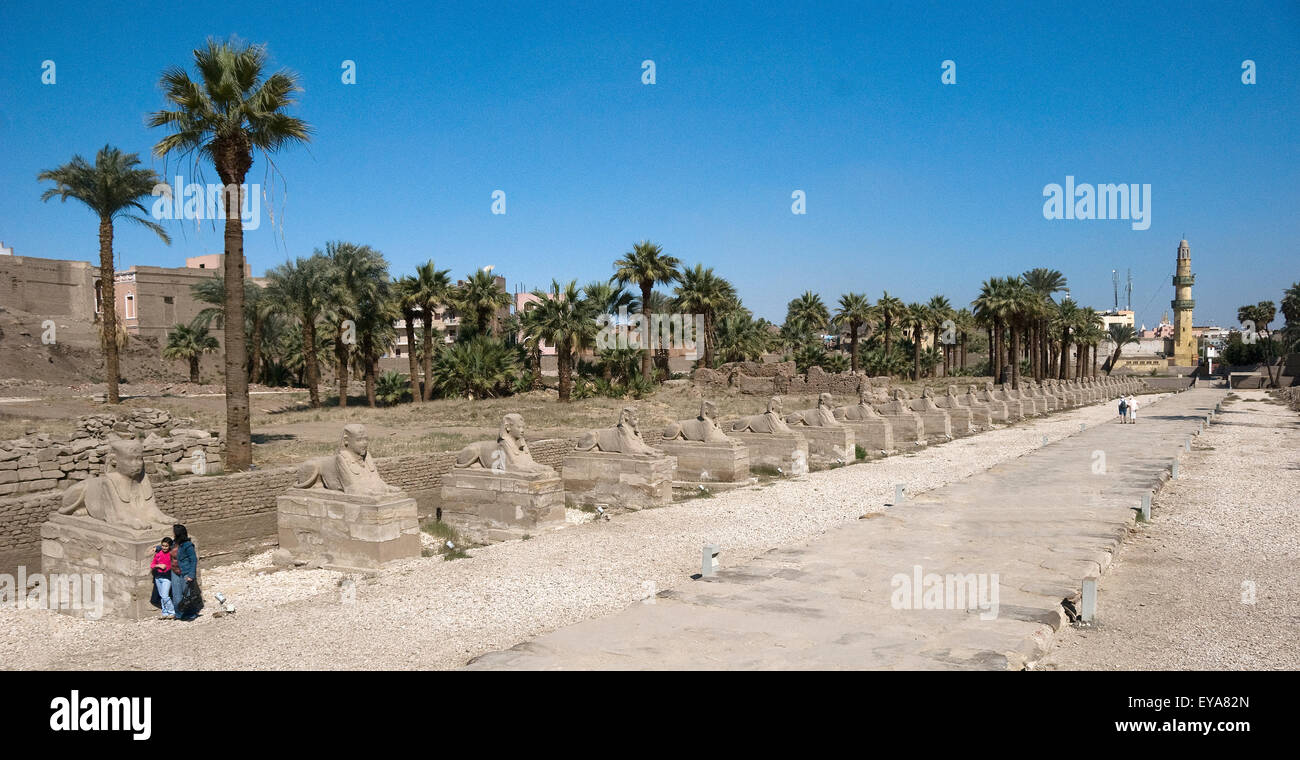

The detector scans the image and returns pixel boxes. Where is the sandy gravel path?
[1,394,1153,670]
[1041,390,1300,670]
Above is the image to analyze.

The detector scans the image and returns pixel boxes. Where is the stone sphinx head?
[968,384,979,396]
[699,400,719,421]
[984,381,995,392]
[817,392,833,410]
[767,396,784,415]
[619,407,641,432]
[947,385,958,397]
[106,439,145,481]
[342,423,370,459]
[893,388,908,400]
[501,413,528,442]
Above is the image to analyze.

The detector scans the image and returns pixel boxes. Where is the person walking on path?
[1118,396,1128,423]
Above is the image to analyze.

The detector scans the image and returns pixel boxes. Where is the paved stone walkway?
[469,388,1225,670]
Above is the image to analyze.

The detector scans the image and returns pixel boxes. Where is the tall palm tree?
[1053,299,1082,381]
[613,240,682,378]
[38,146,171,404]
[673,264,737,367]
[190,274,274,384]
[1076,308,1103,379]
[409,260,453,399]
[714,310,773,363]
[1022,268,1067,381]
[395,276,423,403]
[524,280,596,401]
[149,37,311,471]
[455,268,511,338]
[954,307,975,371]
[264,254,327,406]
[353,285,398,407]
[162,321,220,382]
[874,291,906,362]
[786,291,830,347]
[905,303,928,380]
[926,295,953,376]
[833,293,873,374]
[322,241,388,407]
[1105,324,1139,375]
[973,278,1010,383]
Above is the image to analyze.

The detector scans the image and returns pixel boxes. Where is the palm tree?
[833,293,873,374]
[714,311,773,363]
[264,254,327,406]
[954,307,975,371]
[322,241,388,407]
[874,291,906,362]
[162,321,220,382]
[353,287,398,407]
[526,280,597,401]
[435,336,519,399]
[973,278,1010,383]
[613,240,682,378]
[926,295,953,376]
[1022,269,1067,382]
[395,276,423,403]
[190,274,274,384]
[409,261,453,399]
[1052,299,1082,381]
[905,303,928,380]
[1076,308,1103,379]
[673,264,737,367]
[1105,324,1139,375]
[38,146,171,404]
[455,268,511,338]
[786,291,830,348]
[149,38,311,471]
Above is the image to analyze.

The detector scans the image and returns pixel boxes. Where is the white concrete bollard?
[1185,436,1191,452]
[1080,422,1086,432]
[893,483,906,505]
[1081,577,1098,623]
[1140,494,1151,522]
[701,545,719,577]
[1171,461,1180,480]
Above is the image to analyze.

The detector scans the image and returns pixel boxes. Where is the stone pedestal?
[934,403,974,436]
[793,426,856,464]
[728,432,808,474]
[997,390,1028,418]
[440,469,566,544]
[562,451,675,510]
[959,399,993,430]
[875,409,926,449]
[40,514,157,620]
[277,489,420,569]
[656,439,750,489]
[840,418,894,455]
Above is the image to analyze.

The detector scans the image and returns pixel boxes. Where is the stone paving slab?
[468,388,1224,670]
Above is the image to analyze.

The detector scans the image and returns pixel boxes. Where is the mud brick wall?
[0,437,579,557]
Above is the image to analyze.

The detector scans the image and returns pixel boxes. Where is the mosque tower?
[1171,239,1197,367]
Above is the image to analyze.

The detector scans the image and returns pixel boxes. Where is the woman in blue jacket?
[170,524,203,620]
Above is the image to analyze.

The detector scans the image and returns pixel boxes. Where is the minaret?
[1171,239,1196,366]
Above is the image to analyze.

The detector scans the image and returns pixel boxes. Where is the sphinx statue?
[577,407,659,456]
[455,413,554,475]
[663,400,731,443]
[785,393,841,427]
[731,396,793,434]
[58,439,175,530]
[295,423,402,496]
[834,387,885,421]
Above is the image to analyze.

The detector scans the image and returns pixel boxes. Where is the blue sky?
[1,0,1297,329]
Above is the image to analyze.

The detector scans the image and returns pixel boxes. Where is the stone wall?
[695,361,899,396]
[0,436,577,560]
[0,408,223,497]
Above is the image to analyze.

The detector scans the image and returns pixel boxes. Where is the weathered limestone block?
[277,489,419,568]
[956,386,994,430]
[903,389,953,442]
[727,431,808,473]
[440,469,565,543]
[40,514,157,620]
[930,387,974,436]
[562,451,675,510]
[833,392,895,454]
[656,439,750,488]
[872,391,926,448]
[784,393,857,462]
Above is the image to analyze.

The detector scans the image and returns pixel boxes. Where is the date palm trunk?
[97,217,121,404]
[304,319,321,407]
[405,317,420,402]
[219,172,251,471]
